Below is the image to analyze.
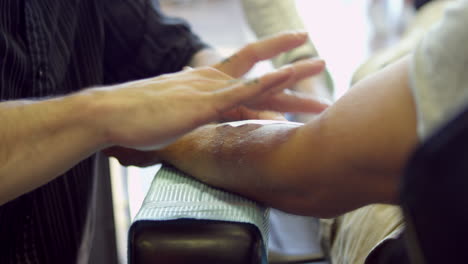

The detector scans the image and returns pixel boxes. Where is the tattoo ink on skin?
[246,78,259,85]
[221,54,238,64]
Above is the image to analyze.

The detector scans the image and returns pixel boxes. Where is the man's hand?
[106,32,329,165]
[97,65,295,151]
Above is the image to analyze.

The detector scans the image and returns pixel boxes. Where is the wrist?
[69,88,114,149]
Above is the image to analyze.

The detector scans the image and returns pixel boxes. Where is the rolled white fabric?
[241,0,318,67]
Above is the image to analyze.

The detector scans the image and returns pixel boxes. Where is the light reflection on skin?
[222,119,303,127]
[214,120,303,153]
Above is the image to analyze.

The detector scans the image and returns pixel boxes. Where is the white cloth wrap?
[241,0,318,67]
[134,165,270,245]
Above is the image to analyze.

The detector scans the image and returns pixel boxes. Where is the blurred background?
[109,0,416,262]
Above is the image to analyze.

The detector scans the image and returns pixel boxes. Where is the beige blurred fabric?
[321,205,404,264]
[352,0,453,84]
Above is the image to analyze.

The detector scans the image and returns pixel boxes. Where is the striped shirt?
[0,0,206,262]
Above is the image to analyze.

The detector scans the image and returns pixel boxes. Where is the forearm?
[159,120,341,216]
[0,92,107,204]
[160,57,418,217]
[159,120,304,207]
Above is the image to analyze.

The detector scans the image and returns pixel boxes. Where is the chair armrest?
[129,219,264,263]
[128,165,269,264]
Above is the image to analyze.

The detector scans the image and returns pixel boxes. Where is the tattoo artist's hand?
[99,65,293,151]
[104,32,329,166]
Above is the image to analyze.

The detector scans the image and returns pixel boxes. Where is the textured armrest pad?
[128,165,269,264]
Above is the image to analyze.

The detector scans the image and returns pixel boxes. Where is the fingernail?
[289,30,308,36]
[304,58,325,66]
[278,65,295,75]
[318,98,332,109]
[280,31,308,41]
[299,59,326,70]
[292,31,309,39]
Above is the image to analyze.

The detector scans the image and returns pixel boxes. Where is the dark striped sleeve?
[102,0,208,84]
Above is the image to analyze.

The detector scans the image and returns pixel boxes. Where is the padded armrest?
[128,165,269,264]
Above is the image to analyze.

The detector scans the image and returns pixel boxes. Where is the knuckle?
[198,66,216,73]
[206,68,225,77]
[243,44,256,57]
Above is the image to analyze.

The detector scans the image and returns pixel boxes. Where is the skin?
[125,56,419,218]
[0,32,328,205]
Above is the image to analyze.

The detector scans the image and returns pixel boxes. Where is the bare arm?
[159,57,418,218]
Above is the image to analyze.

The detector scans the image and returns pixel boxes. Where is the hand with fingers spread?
[98,65,294,150]
[105,32,330,166]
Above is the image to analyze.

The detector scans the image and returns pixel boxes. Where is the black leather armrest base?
[128,219,265,264]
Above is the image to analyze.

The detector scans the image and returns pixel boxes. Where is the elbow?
[265,168,373,218]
